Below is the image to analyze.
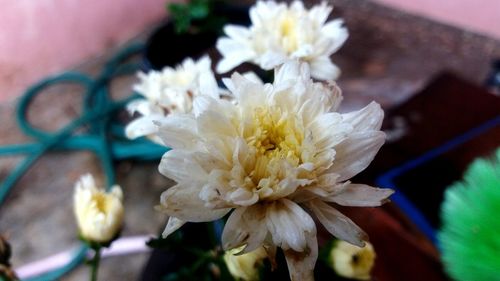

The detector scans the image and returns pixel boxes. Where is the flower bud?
[73,174,124,243]
[330,240,376,280]
[0,236,18,280]
[223,246,267,281]
[0,236,12,266]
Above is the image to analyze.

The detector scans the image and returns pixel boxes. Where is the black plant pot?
[142,4,250,71]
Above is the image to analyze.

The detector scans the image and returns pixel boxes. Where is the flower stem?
[89,247,102,281]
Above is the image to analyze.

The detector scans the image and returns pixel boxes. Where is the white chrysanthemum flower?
[216,1,348,81]
[73,174,124,243]
[330,240,376,280]
[125,56,219,144]
[157,61,392,281]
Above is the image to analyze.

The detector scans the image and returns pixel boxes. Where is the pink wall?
[0,0,169,102]
[375,0,500,40]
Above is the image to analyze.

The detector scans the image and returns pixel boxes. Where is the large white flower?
[125,56,218,144]
[156,61,393,281]
[216,1,348,81]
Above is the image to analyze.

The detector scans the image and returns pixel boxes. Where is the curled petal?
[283,225,318,281]
[162,217,185,238]
[327,183,394,207]
[310,112,353,151]
[159,150,208,183]
[341,101,384,131]
[328,131,386,182]
[307,199,367,247]
[125,115,163,140]
[299,173,344,198]
[222,205,268,253]
[159,183,231,222]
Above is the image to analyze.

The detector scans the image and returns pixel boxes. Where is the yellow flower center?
[279,15,299,54]
[92,193,109,214]
[244,106,304,189]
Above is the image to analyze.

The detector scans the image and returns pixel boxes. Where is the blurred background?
[0,0,499,102]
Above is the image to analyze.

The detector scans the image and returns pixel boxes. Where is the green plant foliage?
[438,149,500,281]
[167,0,224,34]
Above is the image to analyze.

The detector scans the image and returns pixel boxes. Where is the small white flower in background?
[156,60,393,281]
[224,246,267,281]
[216,1,348,81]
[125,56,219,144]
[73,174,124,243]
[330,240,376,280]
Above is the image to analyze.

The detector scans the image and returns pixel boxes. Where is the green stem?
[89,247,101,281]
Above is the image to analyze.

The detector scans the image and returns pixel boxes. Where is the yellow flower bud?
[223,246,267,281]
[330,240,376,280]
[73,174,124,243]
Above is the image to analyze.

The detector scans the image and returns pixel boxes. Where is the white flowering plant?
[126,1,391,281]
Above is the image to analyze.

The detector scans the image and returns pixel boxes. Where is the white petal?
[274,60,308,85]
[197,109,238,138]
[228,72,269,108]
[283,229,317,281]
[228,188,259,206]
[266,177,312,200]
[300,173,343,198]
[216,38,255,73]
[328,131,386,182]
[312,148,336,173]
[125,115,163,140]
[195,55,212,71]
[322,19,349,54]
[126,100,162,116]
[155,114,199,149]
[307,199,366,247]
[266,199,315,252]
[222,205,268,253]
[309,2,332,26]
[159,149,208,182]
[291,44,314,58]
[327,183,394,207]
[223,24,251,41]
[341,102,384,131]
[222,77,236,93]
[309,112,352,151]
[159,183,231,222]
[258,51,288,70]
[162,217,185,238]
[309,57,341,81]
[241,71,264,84]
[198,71,219,99]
